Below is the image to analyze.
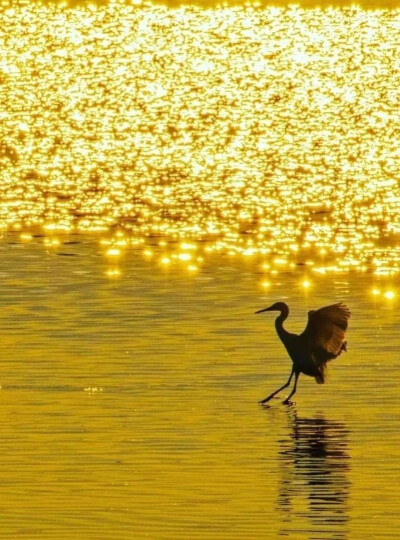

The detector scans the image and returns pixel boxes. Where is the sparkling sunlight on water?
[1,1,400,276]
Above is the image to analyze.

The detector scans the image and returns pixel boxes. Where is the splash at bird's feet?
[282,399,296,406]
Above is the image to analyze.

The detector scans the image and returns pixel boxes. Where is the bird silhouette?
[255,302,350,405]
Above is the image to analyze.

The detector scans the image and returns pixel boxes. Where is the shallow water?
[1,234,399,538]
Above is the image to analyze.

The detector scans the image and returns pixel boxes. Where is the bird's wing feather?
[304,303,350,361]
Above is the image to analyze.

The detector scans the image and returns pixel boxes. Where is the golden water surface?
[1,0,400,537]
[0,235,400,538]
[1,0,400,276]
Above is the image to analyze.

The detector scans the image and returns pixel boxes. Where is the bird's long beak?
[255,306,273,314]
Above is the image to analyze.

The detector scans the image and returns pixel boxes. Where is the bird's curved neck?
[275,307,289,339]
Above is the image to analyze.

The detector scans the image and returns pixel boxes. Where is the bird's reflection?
[277,410,350,538]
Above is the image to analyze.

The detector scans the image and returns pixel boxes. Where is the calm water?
[1,234,400,538]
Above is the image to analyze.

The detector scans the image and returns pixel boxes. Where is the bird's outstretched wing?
[303,302,351,361]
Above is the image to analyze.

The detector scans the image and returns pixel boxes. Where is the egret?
[255,302,350,405]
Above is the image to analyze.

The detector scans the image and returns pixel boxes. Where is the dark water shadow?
[277,410,350,538]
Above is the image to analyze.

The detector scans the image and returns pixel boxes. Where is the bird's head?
[255,302,288,315]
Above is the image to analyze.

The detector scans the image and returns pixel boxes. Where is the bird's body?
[256,302,350,404]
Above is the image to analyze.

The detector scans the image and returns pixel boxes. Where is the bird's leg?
[282,371,300,405]
[259,369,294,404]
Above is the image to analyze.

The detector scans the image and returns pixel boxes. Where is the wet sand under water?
[0,234,399,538]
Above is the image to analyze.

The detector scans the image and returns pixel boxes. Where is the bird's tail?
[314,363,327,384]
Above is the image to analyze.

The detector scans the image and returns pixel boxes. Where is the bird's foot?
[259,396,273,405]
[259,401,272,407]
[282,399,296,406]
